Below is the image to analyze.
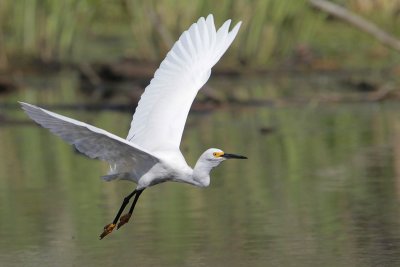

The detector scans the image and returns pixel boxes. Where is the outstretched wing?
[127,14,241,151]
[20,102,159,180]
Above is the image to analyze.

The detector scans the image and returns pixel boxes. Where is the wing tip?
[19,101,40,114]
[198,16,206,23]
[19,101,31,108]
[203,16,239,35]
[233,21,242,31]
[223,19,232,29]
[228,21,242,39]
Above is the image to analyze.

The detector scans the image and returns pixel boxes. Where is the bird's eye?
[213,152,217,157]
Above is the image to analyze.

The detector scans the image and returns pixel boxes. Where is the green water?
[1,75,400,266]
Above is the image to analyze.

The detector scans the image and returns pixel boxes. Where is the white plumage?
[20,14,245,239]
[127,15,241,151]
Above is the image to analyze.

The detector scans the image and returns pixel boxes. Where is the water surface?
[1,76,400,266]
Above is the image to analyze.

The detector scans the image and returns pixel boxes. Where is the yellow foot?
[117,213,132,229]
[99,223,116,240]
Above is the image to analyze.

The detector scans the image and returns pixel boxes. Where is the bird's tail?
[101,172,131,182]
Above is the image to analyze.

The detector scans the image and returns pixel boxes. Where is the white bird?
[20,14,246,239]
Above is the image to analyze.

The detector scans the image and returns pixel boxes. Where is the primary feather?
[20,102,160,181]
[126,14,241,151]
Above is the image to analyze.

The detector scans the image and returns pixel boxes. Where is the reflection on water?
[1,78,400,266]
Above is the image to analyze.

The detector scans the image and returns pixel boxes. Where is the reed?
[0,0,399,70]
[0,0,92,64]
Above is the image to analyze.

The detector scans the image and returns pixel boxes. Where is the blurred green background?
[1,1,400,267]
[1,0,400,70]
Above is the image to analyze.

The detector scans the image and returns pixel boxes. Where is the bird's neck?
[191,160,212,187]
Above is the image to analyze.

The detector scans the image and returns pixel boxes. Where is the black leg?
[99,189,138,239]
[112,190,137,225]
[128,189,143,214]
[117,189,144,229]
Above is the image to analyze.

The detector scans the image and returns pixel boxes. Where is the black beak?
[223,153,248,159]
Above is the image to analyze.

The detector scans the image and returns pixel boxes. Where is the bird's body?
[129,150,195,189]
[102,146,192,188]
[20,14,246,239]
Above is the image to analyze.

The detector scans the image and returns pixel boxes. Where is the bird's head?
[200,148,247,167]
[192,148,247,187]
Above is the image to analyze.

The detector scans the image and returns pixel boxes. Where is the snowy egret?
[20,14,246,239]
